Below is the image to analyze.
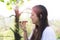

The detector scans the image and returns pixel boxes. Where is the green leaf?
[10,0,12,3]
[6,2,10,5]
[12,0,16,3]
[19,0,24,5]
[0,0,4,2]
[6,4,12,10]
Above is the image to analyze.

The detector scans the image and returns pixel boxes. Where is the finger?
[22,21,28,25]
[19,21,23,27]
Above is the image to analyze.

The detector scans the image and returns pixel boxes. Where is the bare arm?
[19,21,28,40]
[23,30,28,40]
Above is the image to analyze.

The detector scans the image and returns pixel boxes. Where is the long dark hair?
[30,5,49,40]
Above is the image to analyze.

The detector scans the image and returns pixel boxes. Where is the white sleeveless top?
[41,26,56,40]
[28,26,56,40]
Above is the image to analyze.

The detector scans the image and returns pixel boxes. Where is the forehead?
[31,10,36,14]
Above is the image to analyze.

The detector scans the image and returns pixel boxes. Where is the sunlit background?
[0,0,60,40]
[0,0,60,20]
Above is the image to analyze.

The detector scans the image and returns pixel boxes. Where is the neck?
[36,22,40,27]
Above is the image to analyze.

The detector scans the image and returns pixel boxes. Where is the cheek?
[31,15,38,24]
[34,17,38,22]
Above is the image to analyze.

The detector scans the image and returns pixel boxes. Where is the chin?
[32,21,36,24]
[32,22,36,24]
[33,23,35,24]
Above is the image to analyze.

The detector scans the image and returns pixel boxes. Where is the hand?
[19,21,28,40]
[19,21,27,32]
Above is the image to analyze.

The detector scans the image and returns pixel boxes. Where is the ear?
[40,14,42,19]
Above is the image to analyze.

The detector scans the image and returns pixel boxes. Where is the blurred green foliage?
[0,0,4,2]
[0,0,30,10]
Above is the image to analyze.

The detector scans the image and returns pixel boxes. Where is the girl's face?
[31,10,39,24]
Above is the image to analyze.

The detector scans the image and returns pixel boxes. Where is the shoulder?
[41,26,56,40]
[43,26,55,34]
